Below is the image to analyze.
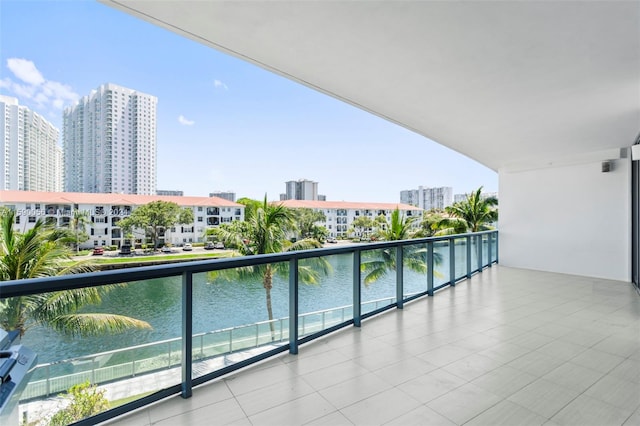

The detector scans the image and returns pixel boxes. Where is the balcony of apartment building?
[1,2,638,426]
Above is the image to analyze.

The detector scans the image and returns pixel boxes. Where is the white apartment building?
[454,191,499,203]
[0,95,62,192]
[0,190,244,248]
[400,186,453,211]
[279,200,423,238]
[63,83,157,195]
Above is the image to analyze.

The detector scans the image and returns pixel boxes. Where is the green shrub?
[49,381,110,426]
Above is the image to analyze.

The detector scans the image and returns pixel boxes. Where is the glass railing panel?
[20,276,182,425]
[490,232,498,263]
[482,234,489,266]
[298,253,353,338]
[191,261,290,380]
[470,236,479,272]
[454,238,467,281]
[402,242,427,299]
[361,247,397,315]
[433,240,450,287]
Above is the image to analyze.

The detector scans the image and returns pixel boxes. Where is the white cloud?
[7,58,45,86]
[178,115,195,126]
[213,79,228,90]
[1,58,79,115]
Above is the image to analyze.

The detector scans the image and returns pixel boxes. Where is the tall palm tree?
[70,209,90,254]
[0,210,151,337]
[362,208,441,285]
[442,187,498,233]
[209,196,331,337]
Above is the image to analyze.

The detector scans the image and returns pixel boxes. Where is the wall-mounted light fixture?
[602,160,612,173]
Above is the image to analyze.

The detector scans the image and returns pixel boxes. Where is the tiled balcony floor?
[103,266,640,426]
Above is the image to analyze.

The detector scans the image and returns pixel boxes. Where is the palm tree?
[442,187,498,233]
[208,196,331,337]
[0,210,151,337]
[362,208,441,285]
[70,209,90,254]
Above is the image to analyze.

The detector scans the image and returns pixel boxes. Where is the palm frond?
[47,313,152,337]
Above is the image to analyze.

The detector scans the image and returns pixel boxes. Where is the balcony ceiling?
[103,1,639,171]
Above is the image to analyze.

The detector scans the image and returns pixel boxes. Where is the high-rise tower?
[0,95,62,192]
[63,83,157,194]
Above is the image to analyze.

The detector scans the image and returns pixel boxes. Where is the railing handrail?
[0,231,497,298]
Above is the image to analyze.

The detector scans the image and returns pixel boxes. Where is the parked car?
[326,237,338,243]
[119,245,132,255]
[92,247,104,255]
[204,242,215,250]
[214,242,225,249]
[161,246,172,253]
[182,243,193,251]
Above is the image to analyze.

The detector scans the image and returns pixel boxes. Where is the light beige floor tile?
[154,398,246,426]
[248,392,336,426]
[372,355,438,386]
[592,335,640,358]
[223,360,296,396]
[417,343,476,367]
[465,400,547,426]
[471,365,537,398]
[384,404,456,426]
[304,410,354,426]
[623,407,640,426]
[235,375,315,416]
[426,382,501,425]
[478,342,532,364]
[506,351,565,376]
[541,362,604,393]
[584,375,640,411]
[147,382,234,424]
[568,348,626,374]
[507,379,580,418]
[536,340,587,361]
[550,394,634,426]
[340,387,422,425]
[302,360,369,391]
[318,372,391,409]
[396,368,467,404]
[442,353,504,381]
[609,357,640,383]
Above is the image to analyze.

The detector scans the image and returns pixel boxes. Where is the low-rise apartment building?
[0,190,244,248]
[278,200,423,238]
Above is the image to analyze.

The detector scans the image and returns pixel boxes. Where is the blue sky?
[0,0,497,202]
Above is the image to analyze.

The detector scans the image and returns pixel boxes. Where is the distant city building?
[209,191,236,202]
[157,190,184,196]
[454,191,499,203]
[63,83,157,195]
[400,186,452,211]
[282,179,325,201]
[279,200,422,238]
[318,194,326,201]
[0,95,62,192]
[0,190,244,248]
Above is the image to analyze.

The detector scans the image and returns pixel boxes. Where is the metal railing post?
[477,234,483,272]
[427,241,434,296]
[495,231,499,264]
[466,235,472,278]
[449,238,456,286]
[353,250,361,327]
[487,234,493,268]
[289,258,299,354]
[396,245,404,309]
[181,271,193,399]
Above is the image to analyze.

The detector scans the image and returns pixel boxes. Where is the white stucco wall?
[499,156,631,282]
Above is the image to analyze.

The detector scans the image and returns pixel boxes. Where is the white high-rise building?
[400,186,453,211]
[283,179,325,200]
[0,95,62,192]
[63,83,157,195]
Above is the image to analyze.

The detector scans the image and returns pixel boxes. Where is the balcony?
[3,231,638,425]
[103,266,638,426]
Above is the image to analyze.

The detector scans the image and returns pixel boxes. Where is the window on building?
[28,216,36,223]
